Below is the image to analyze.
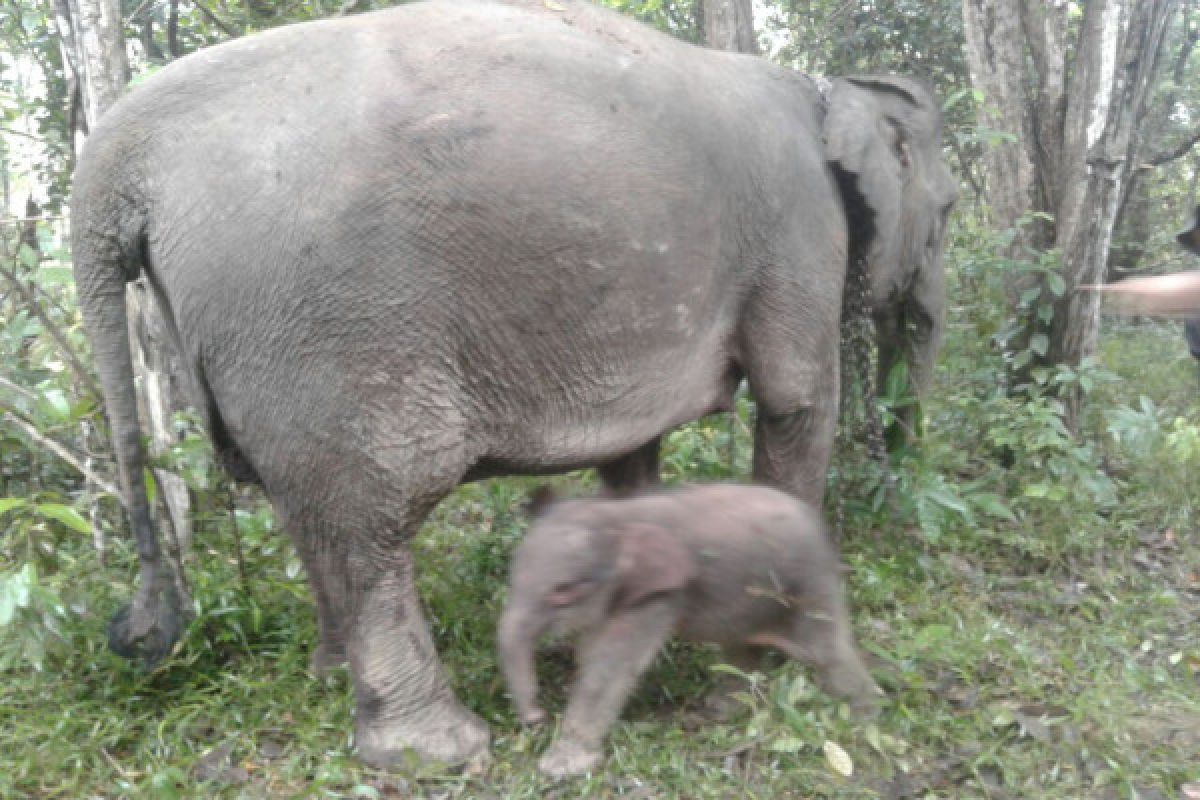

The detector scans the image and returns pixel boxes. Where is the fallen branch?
[1,404,120,497]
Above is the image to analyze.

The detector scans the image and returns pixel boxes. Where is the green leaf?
[0,497,27,516]
[915,623,952,648]
[973,493,1017,523]
[32,267,74,287]
[1046,273,1066,297]
[145,468,158,505]
[865,724,884,754]
[769,735,806,754]
[35,503,92,534]
[779,701,809,735]
[926,488,969,516]
[0,585,14,626]
[38,388,70,419]
[17,243,39,269]
[709,663,752,679]
[884,361,911,402]
[1030,334,1049,356]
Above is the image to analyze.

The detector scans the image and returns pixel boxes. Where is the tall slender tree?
[701,0,757,53]
[963,0,1179,423]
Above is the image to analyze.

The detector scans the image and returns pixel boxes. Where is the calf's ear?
[613,523,696,610]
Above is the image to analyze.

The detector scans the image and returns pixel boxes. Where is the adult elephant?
[71,0,955,768]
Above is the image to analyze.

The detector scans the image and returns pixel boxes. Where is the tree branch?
[0,374,41,406]
[190,0,240,37]
[0,127,45,142]
[1,404,120,497]
[1145,125,1200,167]
[124,0,155,25]
[1171,5,1197,85]
[168,0,180,59]
[0,259,103,400]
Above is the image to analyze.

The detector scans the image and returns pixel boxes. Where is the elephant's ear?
[824,76,920,255]
[613,523,695,610]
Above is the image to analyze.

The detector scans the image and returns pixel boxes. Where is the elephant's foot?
[356,700,490,769]
[309,640,348,677]
[538,737,603,778]
[107,567,189,666]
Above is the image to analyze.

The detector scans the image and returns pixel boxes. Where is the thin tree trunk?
[55,0,127,133]
[1048,0,1176,421]
[702,0,757,54]
[961,0,1038,248]
[963,0,1178,427]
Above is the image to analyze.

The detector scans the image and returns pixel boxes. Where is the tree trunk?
[962,0,1178,426]
[1047,0,1175,413]
[702,0,757,54]
[54,0,195,560]
[961,0,1040,249]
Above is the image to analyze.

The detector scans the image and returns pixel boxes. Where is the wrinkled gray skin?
[498,484,882,777]
[70,0,950,768]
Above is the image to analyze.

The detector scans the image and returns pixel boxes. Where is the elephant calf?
[498,483,882,777]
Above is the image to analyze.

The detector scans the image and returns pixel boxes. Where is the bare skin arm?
[1084,271,1200,317]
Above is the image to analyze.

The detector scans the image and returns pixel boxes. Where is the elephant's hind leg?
[347,540,490,767]
[281,469,489,768]
[295,534,348,677]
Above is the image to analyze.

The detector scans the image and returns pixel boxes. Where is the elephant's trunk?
[497,604,546,725]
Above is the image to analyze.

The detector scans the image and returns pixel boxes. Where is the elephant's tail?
[71,141,186,665]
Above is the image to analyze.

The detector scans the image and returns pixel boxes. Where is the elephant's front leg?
[539,601,678,777]
[742,244,843,507]
[750,387,838,509]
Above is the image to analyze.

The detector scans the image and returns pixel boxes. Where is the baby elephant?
[497,483,882,777]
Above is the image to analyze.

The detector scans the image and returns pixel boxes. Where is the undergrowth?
[2,224,1199,797]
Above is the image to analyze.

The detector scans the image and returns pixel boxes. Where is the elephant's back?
[78,0,832,479]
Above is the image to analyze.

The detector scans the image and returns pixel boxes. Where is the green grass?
[3,322,1200,798]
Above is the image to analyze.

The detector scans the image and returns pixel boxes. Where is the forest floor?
[2,320,1199,799]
